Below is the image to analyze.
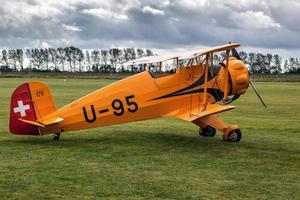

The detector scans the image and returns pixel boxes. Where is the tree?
[85,50,91,72]
[64,47,74,72]
[289,57,296,73]
[256,53,266,74]
[213,54,221,64]
[9,49,19,71]
[146,49,154,56]
[109,48,121,72]
[49,48,59,71]
[136,48,145,72]
[16,49,23,71]
[57,48,66,71]
[283,59,289,73]
[271,54,282,74]
[248,53,257,74]
[286,57,300,74]
[40,48,49,71]
[137,48,144,58]
[123,48,130,62]
[25,49,32,70]
[127,48,136,72]
[219,52,227,61]
[30,49,44,70]
[295,58,300,74]
[75,48,84,72]
[2,50,9,67]
[101,50,109,72]
[91,50,101,72]
[0,50,12,72]
[239,51,248,63]
[265,53,273,74]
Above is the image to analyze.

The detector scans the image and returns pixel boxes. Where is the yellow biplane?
[9,43,266,142]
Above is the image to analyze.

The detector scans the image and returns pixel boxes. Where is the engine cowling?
[217,57,250,97]
[227,57,250,95]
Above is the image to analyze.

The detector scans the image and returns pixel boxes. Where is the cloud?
[0,1,64,29]
[142,6,165,15]
[0,0,299,53]
[82,8,129,21]
[230,10,281,29]
[177,0,207,8]
[62,24,82,32]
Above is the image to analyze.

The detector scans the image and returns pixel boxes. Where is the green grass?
[0,78,299,199]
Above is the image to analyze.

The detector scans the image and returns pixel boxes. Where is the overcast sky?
[0,0,299,56]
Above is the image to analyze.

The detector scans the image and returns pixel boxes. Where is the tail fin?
[9,81,57,135]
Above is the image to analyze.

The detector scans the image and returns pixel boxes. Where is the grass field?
[0,78,299,199]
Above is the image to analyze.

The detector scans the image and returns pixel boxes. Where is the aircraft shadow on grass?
[5,130,256,154]
[5,129,296,159]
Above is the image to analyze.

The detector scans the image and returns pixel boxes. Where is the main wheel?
[199,125,216,137]
[223,129,242,142]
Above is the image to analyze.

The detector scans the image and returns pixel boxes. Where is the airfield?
[0,77,299,199]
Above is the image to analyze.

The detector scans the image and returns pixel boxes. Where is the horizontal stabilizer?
[42,117,64,126]
[19,117,64,128]
[18,117,64,128]
[19,119,45,128]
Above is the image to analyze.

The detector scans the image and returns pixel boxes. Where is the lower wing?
[172,104,236,122]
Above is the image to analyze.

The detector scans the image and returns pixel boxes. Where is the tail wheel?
[199,125,216,137]
[53,133,61,141]
[223,129,242,142]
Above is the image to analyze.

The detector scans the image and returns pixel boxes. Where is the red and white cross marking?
[13,100,30,117]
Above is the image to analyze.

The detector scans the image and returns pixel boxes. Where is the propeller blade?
[249,80,267,108]
[231,48,241,60]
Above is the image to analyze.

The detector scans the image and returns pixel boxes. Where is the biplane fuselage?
[9,44,252,142]
[41,64,230,133]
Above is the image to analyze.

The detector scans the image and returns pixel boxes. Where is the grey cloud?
[0,0,299,52]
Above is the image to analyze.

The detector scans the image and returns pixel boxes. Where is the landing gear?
[193,115,242,142]
[199,125,216,137]
[223,129,242,142]
[53,133,61,141]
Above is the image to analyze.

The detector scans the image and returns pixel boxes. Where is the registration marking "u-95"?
[82,95,139,123]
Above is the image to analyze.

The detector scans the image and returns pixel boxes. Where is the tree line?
[0,47,154,73]
[0,47,299,74]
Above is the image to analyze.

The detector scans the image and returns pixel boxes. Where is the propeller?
[231,48,267,108]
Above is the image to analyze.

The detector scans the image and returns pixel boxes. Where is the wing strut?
[210,53,214,77]
[223,50,230,102]
[203,54,209,110]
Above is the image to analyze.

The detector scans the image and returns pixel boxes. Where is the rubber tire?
[199,125,216,137]
[224,129,242,142]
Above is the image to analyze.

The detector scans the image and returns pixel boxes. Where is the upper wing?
[198,43,240,58]
[125,43,240,65]
[124,49,201,65]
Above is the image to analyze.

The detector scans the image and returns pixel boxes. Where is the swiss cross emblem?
[13,100,30,117]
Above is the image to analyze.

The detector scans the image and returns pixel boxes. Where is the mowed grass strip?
[0,78,299,199]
